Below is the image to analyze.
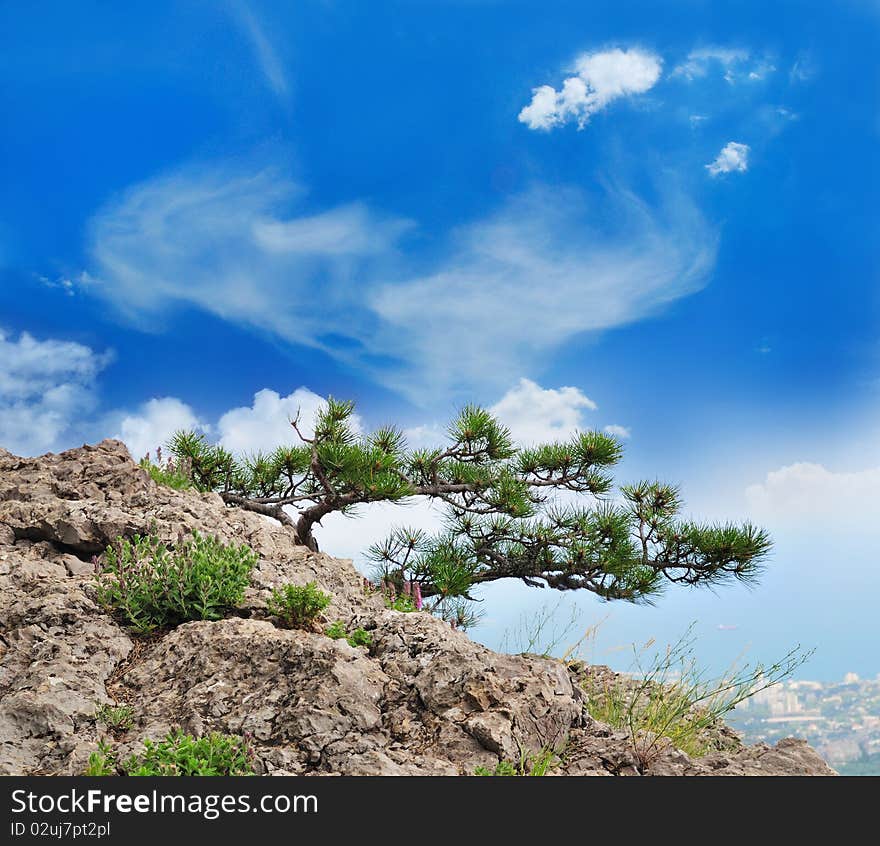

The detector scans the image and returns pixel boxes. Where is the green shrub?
[325,620,372,648]
[346,627,372,648]
[475,747,559,776]
[95,531,257,633]
[85,741,117,776]
[94,703,134,732]
[266,582,331,629]
[325,620,347,639]
[86,730,255,776]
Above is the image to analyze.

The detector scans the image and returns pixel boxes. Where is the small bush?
[346,627,372,648]
[95,531,257,633]
[86,730,255,776]
[475,747,559,777]
[94,703,134,732]
[267,582,331,629]
[325,620,372,648]
[325,620,346,639]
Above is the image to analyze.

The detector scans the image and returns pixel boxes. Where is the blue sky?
[1,1,878,680]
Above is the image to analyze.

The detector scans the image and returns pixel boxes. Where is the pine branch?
[164,398,772,612]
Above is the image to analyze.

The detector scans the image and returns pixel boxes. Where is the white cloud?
[115,397,208,461]
[489,378,596,445]
[368,184,716,399]
[789,54,816,84]
[672,47,748,80]
[671,47,771,84]
[86,163,413,347]
[746,461,880,529]
[113,386,363,461]
[217,387,363,454]
[83,162,714,402]
[518,48,662,130]
[227,0,289,99]
[316,499,444,571]
[603,424,631,439]
[0,331,111,456]
[403,423,447,450]
[706,141,750,176]
[747,61,776,81]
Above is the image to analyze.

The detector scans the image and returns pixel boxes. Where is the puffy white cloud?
[113,386,363,461]
[115,397,207,461]
[0,331,111,456]
[519,48,662,130]
[217,387,362,454]
[489,378,596,445]
[603,424,631,439]
[746,461,880,529]
[706,142,750,176]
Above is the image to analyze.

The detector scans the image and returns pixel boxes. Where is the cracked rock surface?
[0,440,835,776]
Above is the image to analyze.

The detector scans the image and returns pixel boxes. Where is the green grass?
[474,747,559,776]
[94,702,134,732]
[584,625,812,766]
[86,730,255,776]
[95,531,257,633]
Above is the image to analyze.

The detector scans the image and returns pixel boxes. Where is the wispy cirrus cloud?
[226,0,290,100]
[671,47,775,84]
[366,183,716,398]
[85,163,413,351]
[518,48,662,130]
[80,160,716,403]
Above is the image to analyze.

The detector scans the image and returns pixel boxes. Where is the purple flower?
[413,582,422,610]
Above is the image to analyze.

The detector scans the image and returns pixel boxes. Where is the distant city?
[728,674,880,776]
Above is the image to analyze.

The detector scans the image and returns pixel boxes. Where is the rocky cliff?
[0,440,834,776]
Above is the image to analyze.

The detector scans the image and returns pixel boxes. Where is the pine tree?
[167,398,771,613]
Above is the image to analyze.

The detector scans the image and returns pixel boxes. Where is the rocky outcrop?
[0,441,835,776]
